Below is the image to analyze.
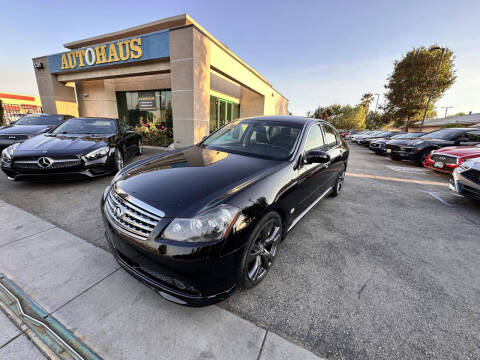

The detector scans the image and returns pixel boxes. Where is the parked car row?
[348,128,480,200]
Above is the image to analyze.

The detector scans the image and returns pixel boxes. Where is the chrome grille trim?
[104,188,163,241]
[12,158,81,170]
[430,154,458,164]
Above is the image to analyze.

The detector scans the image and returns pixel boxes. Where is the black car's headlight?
[162,205,240,243]
[83,146,111,161]
[1,143,19,161]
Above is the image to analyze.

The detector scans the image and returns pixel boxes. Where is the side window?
[464,131,480,142]
[304,124,325,152]
[118,120,128,134]
[322,124,339,150]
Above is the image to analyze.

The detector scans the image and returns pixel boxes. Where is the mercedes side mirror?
[305,150,330,164]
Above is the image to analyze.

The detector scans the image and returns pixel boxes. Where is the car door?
[118,120,136,159]
[321,123,345,187]
[290,123,331,215]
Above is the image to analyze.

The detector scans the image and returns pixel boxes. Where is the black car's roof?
[241,115,319,126]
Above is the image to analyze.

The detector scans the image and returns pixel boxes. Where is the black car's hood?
[370,138,391,144]
[13,133,113,155]
[0,124,49,135]
[115,146,283,218]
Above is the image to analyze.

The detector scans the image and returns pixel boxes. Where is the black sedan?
[369,132,423,154]
[1,117,142,180]
[0,113,72,150]
[101,116,349,306]
[385,128,480,165]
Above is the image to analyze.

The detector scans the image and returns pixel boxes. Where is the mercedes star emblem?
[37,157,53,168]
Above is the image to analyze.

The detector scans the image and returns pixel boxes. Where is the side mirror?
[305,150,330,164]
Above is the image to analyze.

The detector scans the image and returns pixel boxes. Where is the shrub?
[135,120,173,147]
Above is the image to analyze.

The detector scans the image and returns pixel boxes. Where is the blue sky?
[1,0,479,116]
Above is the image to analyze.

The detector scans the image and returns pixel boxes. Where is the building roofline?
[62,14,287,100]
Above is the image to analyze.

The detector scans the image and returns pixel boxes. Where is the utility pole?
[439,106,453,118]
[419,47,446,131]
[373,94,380,113]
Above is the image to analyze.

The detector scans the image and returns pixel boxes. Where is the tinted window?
[304,125,325,152]
[53,118,117,135]
[16,114,63,126]
[322,124,339,149]
[420,129,464,140]
[202,120,302,160]
[118,120,128,134]
[464,131,480,142]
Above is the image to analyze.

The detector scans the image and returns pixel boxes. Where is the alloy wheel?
[246,219,281,283]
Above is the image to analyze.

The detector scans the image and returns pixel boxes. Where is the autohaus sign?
[47,30,170,73]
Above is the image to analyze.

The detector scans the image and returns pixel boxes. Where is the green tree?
[384,45,456,131]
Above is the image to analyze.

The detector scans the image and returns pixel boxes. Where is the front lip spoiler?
[104,230,236,307]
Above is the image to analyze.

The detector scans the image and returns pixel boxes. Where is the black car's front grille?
[431,154,457,164]
[104,189,163,241]
[14,154,78,161]
[370,143,381,148]
[0,134,29,141]
[386,144,401,151]
[12,157,81,171]
[461,170,480,185]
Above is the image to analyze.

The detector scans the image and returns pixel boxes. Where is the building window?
[209,95,240,132]
[116,90,172,130]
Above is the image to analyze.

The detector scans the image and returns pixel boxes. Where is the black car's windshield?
[202,120,303,160]
[395,132,423,139]
[16,114,63,126]
[420,129,463,140]
[52,118,117,135]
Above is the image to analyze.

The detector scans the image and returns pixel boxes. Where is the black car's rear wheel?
[330,169,345,197]
[239,212,282,288]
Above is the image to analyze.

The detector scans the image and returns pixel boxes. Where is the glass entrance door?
[210,96,239,132]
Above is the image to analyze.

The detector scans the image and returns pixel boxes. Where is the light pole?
[373,93,380,113]
[419,47,446,131]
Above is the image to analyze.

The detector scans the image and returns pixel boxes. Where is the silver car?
[450,157,480,200]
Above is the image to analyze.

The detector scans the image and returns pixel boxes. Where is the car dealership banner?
[47,30,170,73]
[138,92,156,110]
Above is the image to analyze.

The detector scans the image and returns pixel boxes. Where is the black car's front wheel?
[111,149,124,174]
[239,212,282,288]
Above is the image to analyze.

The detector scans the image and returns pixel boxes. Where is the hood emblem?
[38,157,53,168]
[114,205,125,220]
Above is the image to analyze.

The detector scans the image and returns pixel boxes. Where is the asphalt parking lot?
[1,143,479,359]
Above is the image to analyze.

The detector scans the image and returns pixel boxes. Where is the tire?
[391,156,402,161]
[238,212,282,289]
[330,169,346,197]
[136,138,143,156]
[111,148,124,174]
[416,149,430,166]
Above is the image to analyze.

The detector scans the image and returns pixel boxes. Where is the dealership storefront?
[32,14,288,147]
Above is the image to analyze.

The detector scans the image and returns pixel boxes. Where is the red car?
[424,145,480,173]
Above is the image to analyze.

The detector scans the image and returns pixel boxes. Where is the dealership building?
[32,14,288,146]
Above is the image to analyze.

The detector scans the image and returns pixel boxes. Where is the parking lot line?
[346,172,448,187]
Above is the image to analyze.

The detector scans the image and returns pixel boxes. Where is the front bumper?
[450,168,480,200]
[424,158,457,174]
[1,155,111,181]
[101,196,243,306]
[385,146,416,160]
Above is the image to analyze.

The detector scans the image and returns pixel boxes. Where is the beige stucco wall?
[33,56,77,116]
[169,26,210,146]
[75,79,118,118]
[114,73,170,92]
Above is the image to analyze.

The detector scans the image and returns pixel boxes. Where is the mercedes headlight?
[162,205,240,243]
[83,146,110,160]
[1,143,19,161]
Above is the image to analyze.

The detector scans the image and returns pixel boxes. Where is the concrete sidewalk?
[0,199,322,360]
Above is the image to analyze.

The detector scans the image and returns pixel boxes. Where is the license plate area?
[434,161,444,168]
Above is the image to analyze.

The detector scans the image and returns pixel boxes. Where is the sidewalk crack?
[256,330,268,360]
[0,226,57,248]
[49,267,120,316]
